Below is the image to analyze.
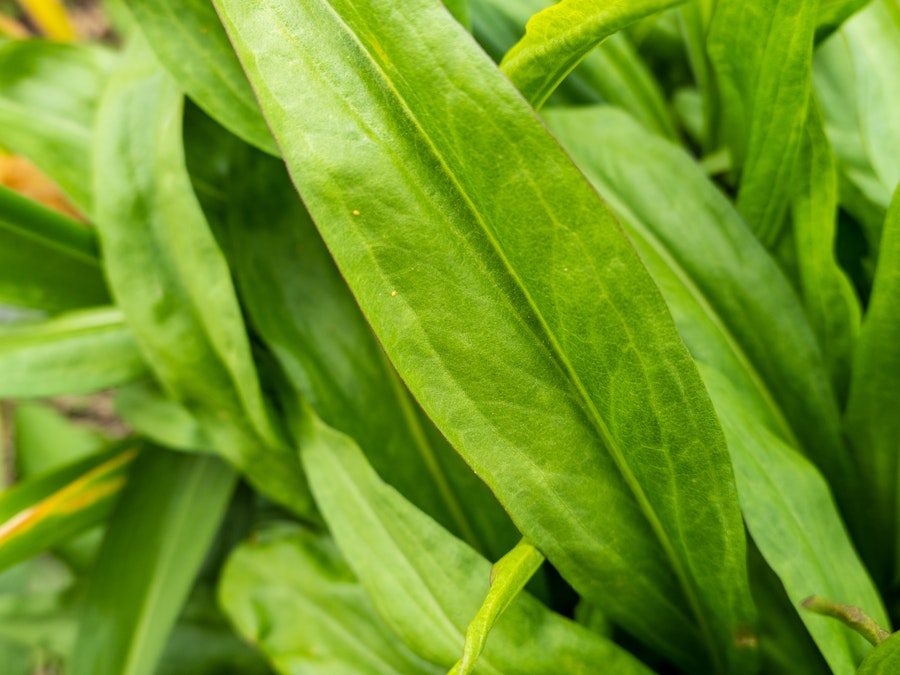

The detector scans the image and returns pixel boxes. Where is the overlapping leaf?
[92,39,311,516]
[298,404,654,675]
[214,0,755,670]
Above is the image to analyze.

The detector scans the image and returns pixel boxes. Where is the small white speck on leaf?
[391,290,398,297]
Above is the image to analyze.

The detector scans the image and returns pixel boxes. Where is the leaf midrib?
[308,0,720,666]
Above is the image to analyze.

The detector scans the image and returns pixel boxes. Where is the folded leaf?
[0,446,137,573]
[0,307,147,397]
[0,40,115,214]
[450,539,545,674]
[0,185,108,311]
[69,449,236,675]
[470,0,677,137]
[499,0,685,110]
[845,186,900,587]
[707,0,817,246]
[93,39,310,515]
[122,0,278,156]
[815,0,871,41]
[220,524,442,675]
[214,0,756,669]
[298,405,655,675]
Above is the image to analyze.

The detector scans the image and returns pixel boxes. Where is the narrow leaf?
[789,99,861,401]
[69,449,236,675]
[0,185,108,311]
[220,524,443,675]
[499,0,686,109]
[93,39,310,515]
[451,539,545,675]
[215,0,756,669]
[298,404,654,675]
[122,0,278,155]
[114,381,213,454]
[0,307,147,397]
[0,446,136,573]
[845,185,900,586]
[707,0,817,246]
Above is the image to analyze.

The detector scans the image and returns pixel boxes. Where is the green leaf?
[0,307,147,398]
[815,0,871,42]
[190,122,517,560]
[13,402,108,477]
[701,366,885,674]
[788,99,861,401]
[214,0,756,670]
[122,0,278,156]
[544,106,854,508]
[297,405,655,675]
[499,0,686,110]
[470,0,677,137]
[220,524,442,675]
[545,102,879,675]
[450,539,545,675]
[114,381,213,454]
[858,631,900,674]
[0,446,137,574]
[707,0,817,246]
[845,185,900,587]
[0,185,108,311]
[0,40,115,214]
[93,39,311,515]
[69,448,236,675]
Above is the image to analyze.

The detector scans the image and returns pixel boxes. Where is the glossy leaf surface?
[0,40,115,214]
[0,307,147,398]
[69,449,236,675]
[123,0,278,155]
[845,186,900,586]
[0,185,108,311]
[0,446,136,573]
[298,405,655,675]
[214,0,755,669]
[499,0,685,109]
[220,524,442,675]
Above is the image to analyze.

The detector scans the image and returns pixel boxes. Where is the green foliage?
[0,0,897,673]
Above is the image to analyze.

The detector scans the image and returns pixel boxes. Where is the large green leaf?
[0,307,147,397]
[189,123,517,560]
[844,186,900,586]
[298,405,655,675]
[498,0,685,110]
[122,0,278,156]
[544,107,853,503]
[92,40,310,515]
[815,0,872,41]
[0,40,115,214]
[214,0,756,670]
[69,449,236,675]
[546,106,879,670]
[707,0,817,246]
[470,0,677,138]
[220,524,442,675]
[0,446,136,574]
[0,185,108,311]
